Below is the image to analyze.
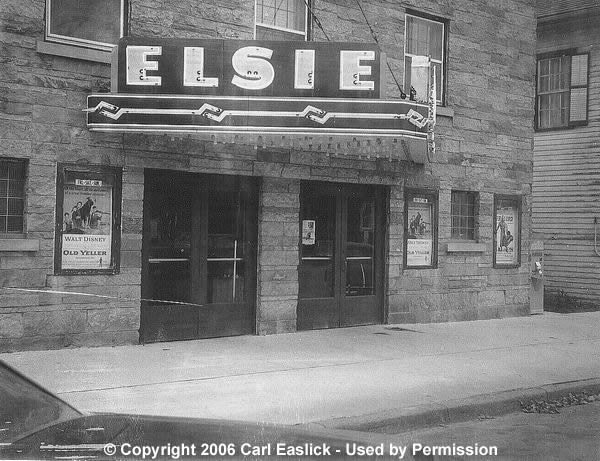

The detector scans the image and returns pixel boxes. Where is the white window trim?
[404,13,445,103]
[45,0,126,52]
[254,0,308,40]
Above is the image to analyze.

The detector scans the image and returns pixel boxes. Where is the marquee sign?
[114,37,383,99]
[86,37,434,139]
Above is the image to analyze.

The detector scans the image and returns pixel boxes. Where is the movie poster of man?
[495,204,518,265]
[406,198,433,267]
[61,181,113,270]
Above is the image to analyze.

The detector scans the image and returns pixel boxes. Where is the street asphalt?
[2,311,599,432]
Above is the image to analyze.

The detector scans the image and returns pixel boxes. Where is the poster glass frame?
[493,195,521,268]
[404,189,438,269]
[55,164,122,274]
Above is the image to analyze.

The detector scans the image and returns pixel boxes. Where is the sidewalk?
[2,312,600,432]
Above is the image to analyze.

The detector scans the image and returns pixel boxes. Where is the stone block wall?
[256,178,300,335]
[0,0,536,350]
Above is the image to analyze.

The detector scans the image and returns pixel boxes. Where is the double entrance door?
[298,182,386,330]
[140,171,258,342]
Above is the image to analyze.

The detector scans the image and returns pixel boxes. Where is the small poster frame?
[493,195,521,268]
[404,189,438,269]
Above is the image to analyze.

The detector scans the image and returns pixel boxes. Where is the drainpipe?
[595,217,600,257]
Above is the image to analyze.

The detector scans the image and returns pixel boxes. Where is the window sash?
[450,191,476,240]
[46,0,126,51]
[536,53,588,129]
[255,0,308,40]
[0,159,27,234]
[404,13,445,103]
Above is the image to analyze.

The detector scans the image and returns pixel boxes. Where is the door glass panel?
[147,186,192,303]
[299,194,335,298]
[207,189,245,303]
[345,197,375,296]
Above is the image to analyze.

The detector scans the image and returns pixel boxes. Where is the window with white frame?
[255,0,308,41]
[46,0,126,51]
[404,13,445,104]
[536,52,588,130]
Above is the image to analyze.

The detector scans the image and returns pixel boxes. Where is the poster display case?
[55,165,122,274]
[493,195,521,267]
[404,189,438,269]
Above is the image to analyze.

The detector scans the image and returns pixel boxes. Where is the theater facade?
[0,0,536,350]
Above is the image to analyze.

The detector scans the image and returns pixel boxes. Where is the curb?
[309,377,600,434]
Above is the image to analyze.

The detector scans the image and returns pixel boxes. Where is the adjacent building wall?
[534,8,600,307]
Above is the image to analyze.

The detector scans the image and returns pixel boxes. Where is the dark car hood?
[1,412,404,460]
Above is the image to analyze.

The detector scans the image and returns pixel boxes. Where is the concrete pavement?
[1,312,600,431]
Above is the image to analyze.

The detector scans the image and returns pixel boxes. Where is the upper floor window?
[451,191,478,240]
[0,159,27,234]
[536,52,588,130]
[46,0,127,51]
[255,0,308,41]
[404,13,445,104]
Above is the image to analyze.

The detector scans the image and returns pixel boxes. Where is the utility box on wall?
[530,239,544,314]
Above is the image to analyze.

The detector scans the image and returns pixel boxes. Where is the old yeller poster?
[61,183,112,269]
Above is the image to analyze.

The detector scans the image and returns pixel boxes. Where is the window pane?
[406,16,415,54]
[429,22,443,60]
[433,62,442,97]
[8,180,24,197]
[256,0,306,37]
[539,74,549,93]
[299,194,335,299]
[49,0,122,46]
[7,216,23,233]
[346,198,375,297]
[8,199,23,216]
[8,162,24,180]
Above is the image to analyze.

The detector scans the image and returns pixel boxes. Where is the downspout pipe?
[595,217,600,257]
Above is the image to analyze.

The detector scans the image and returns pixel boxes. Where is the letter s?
[231,46,274,90]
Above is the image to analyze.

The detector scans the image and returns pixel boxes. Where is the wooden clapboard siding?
[537,0,599,19]
[533,127,600,302]
[537,14,599,242]
[533,7,600,304]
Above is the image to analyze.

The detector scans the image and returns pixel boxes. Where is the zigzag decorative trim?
[85,101,432,128]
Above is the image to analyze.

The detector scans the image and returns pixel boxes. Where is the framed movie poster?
[55,165,122,274]
[493,195,521,267]
[404,190,438,269]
